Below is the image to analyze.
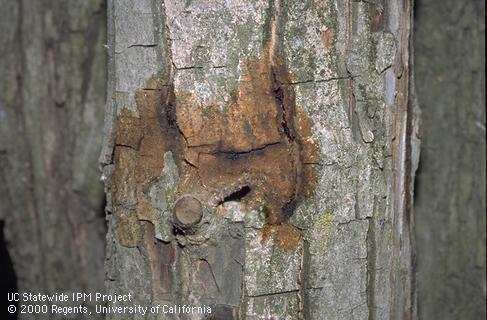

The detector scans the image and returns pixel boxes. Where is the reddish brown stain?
[108,82,182,246]
[109,146,139,247]
[114,109,142,149]
[321,28,334,49]
[261,223,302,251]
[369,2,388,32]
[176,52,319,224]
[109,52,320,247]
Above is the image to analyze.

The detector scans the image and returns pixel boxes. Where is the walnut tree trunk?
[102,0,418,319]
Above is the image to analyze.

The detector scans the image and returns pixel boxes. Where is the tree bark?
[102,0,417,319]
[414,0,486,319]
[0,0,107,318]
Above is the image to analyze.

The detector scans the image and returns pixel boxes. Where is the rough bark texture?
[414,0,486,319]
[102,0,417,319]
[0,0,106,318]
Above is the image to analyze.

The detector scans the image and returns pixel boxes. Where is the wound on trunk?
[109,51,320,249]
[175,52,319,224]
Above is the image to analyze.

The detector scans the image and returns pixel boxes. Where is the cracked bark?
[103,0,417,319]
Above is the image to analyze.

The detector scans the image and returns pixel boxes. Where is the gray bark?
[414,0,486,319]
[102,0,417,319]
[0,0,106,318]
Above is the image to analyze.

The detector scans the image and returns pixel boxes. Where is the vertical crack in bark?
[297,239,305,320]
[366,214,377,319]
[342,0,360,141]
[272,67,294,142]
[347,71,360,141]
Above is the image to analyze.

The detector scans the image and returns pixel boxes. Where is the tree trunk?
[414,0,486,319]
[102,0,417,319]
[0,0,106,318]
